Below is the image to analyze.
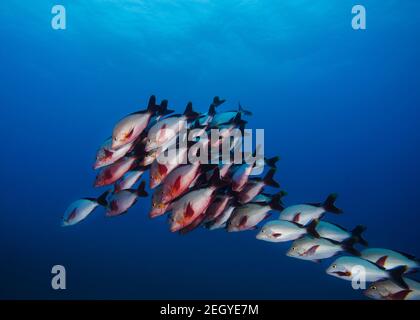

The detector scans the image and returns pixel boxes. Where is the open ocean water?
[0,0,419,299]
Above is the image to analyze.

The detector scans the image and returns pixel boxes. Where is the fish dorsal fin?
[376,256,388,268]
[239,215,248,227]
[292,213,301,224]
[185,203,195,218]
[158,163,168,176]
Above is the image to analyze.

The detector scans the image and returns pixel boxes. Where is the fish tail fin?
[306,219,320,238]
[351,225,369,247]
[136,181,148,197]
[388,266,409,289]
[208,104,216,117]
[212,96,226,108]
[158,99,174,116]
[238,102,252,116]
[96,190,110,207]
[146,95,158,112]
[341,238,360,256]
[183,102,199,119]
[264,156,280,168]
[268,192,285,212]
[322,193,343,214]
[263,168,280,188]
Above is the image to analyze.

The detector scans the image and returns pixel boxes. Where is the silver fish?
[107,182,148,217]
[364,278,420,300]
[62,191,109,226]
[279,194,343,226]
[326,256,409,289]
[360,248,419,271]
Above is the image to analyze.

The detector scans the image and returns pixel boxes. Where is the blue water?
[0,0,419,299]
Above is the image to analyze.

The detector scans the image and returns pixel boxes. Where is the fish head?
[150,202,168,218]
[363,281,389,300]
[326,258,353,280]
[112,127,134,149]
[286,237,311,258]
[256,227,282,242]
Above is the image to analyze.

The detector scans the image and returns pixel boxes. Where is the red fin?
[185,203,195,218]
[110,200,118,211]
[272,233,282,238]
[173,175,182,192]
[388,290,412,300]
[125,127,134,139]
[292,212,301,223]
[104,149,113,158]
[239,215,248,227]
[158,163,168,176]
[67,208,78,221]
[304,245,320,256]
[376,256,388,268]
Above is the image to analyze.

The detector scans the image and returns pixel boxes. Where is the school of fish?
[62,95,419,300]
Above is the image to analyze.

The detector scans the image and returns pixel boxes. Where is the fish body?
[326,256,409,289]
[279,194,342,226]
[227,203,271,232]
[203,194,232,223]
[114,169,145,192]
[160,162,201,204]
[364,278,420,300]
[94,156,137,187]
[206,205,235,230]
[314,222,368,246]
[150,144,188,188]
[210,103,251,127]
[111,96,158,149]
[170,186,216,232]
[62,191,109,226]
[256,220,307,242]
[286,236,349,262]
[107,182,148,217]
[93,138,133,169]
[360,248,419,271]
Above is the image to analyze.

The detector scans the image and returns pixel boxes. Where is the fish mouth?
[332,270,352,277]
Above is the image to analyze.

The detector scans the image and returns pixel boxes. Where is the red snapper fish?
[93,137,133,170]
[106,181,148,217]
[169,170,224,232]
[94,156,137,187]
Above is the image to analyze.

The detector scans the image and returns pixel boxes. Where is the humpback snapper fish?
[169,170,224,232]
[360,248,419,272]
[227,197,283,232]
[62,191,109,226]
[107,181,148,217]
[205,205,236,230]
[326,256,409,289]
[364,278,420,300]
[111,95,166,149]
[93,137,133,170]
[256,220,319,243]
[145,102,198,152]
[286,235,360,262]
[114,168,146,192]
[94,156,137,187]
[279,193,343,226]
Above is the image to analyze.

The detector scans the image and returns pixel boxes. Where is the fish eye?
[332,264,337,269]
[292,247,296,251]
[370,286,377,290]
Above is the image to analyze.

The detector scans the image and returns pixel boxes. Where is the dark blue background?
[0,0,419,299]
